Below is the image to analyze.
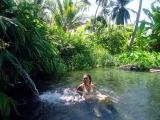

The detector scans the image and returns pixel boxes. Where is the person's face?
[83,75,90,84]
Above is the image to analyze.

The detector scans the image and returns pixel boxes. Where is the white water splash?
[39,88,85,105]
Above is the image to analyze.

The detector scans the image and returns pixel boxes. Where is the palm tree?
[109,0,137,25]
[152,0,160,4]
[51,0,90,31]
[88,0,109,31]
[94,0,108,23]
[129,0,143,48]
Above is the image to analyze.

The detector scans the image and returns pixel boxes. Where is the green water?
[65,67,160,120]
[23,67,160,120]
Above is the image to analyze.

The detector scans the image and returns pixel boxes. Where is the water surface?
[20,67,160,120]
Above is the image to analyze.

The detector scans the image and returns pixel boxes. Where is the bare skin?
[77,75,114,117]
[77,74,95,95]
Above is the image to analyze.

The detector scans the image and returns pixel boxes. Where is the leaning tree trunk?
[92,0,101,31]
[129,0,143,48]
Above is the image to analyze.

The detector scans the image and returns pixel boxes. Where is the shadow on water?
[14,67,160,120]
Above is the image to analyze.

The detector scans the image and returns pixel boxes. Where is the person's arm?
[76,84,83,95]
[77,84,83,91]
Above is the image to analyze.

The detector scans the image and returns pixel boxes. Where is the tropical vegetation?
[107,0,137,25]
[0,0,160,119]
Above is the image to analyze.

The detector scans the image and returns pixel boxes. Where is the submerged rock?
[118,64,141,71]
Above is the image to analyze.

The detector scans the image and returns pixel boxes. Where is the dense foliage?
[0,0,160,120]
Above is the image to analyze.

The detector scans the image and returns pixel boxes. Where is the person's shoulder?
[78,83,84,87]
[77,83,84,89]
[77,83,84,91]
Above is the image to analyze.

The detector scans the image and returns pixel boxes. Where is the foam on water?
[27,87,119,119]
[39,88,85,105]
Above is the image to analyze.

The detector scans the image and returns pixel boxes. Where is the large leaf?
[0,17,7,34]
[57,0,64,19]
[142,8,154,23]
[0,91,19,120]
[1,50,20,65]
[0,55,2,68]
[139,20,146,33]
[11,18,25,28]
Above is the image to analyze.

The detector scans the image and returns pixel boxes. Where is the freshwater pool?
[19,67,160,120]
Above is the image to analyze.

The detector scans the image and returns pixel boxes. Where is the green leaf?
[34,46,42,57]
[37,64,43,72]
[11,18,25,28]
[0,55,2,68]
[139,20,145,33]
[17,28,25,45]
[57,0,64,19]
[142,8,154,23]
[2,0,8,5]
[3,50,20,65]
[0,92,11,120]
[10,98,19,116]
[34,27,43,41]
[0,17,7,34]
[0,91,19,120]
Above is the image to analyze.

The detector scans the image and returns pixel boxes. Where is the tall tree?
[109,0,137,25]
[94,0,107,23]
[52,0,89,31]
[129,0,143,48]
[90,0,109,31]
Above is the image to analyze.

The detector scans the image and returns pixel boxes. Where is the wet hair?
[83,74,92,83]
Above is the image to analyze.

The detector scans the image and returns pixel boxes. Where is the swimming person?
[76,74,108,99]
[77,74,95,96]
[76,74,117,118]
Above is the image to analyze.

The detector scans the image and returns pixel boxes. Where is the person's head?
[83,74,92,84]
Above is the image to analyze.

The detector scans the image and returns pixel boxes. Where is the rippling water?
[20,67,160,120]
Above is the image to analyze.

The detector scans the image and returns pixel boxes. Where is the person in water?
[77,74,95,95]
[76,74,108,100]
[76,74,116,118]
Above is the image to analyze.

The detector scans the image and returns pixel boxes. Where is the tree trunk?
[92,0,101,31]
[129,0,143,48]
[117,8,124,25]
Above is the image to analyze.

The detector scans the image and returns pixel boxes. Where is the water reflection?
[20,67,160,120]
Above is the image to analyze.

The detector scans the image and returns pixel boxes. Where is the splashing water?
[14,67,160,120]
[38,88,119,119]
[39,88,85,105]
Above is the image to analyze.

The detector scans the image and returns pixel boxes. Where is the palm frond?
[127,8,137,14]
[56,0,64,19]
[123,0,134,5]
[108,0,136,25]
[64,0,72,10]
[124,8,130,24]
[110,6,119,20]
[142,8,154,23]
